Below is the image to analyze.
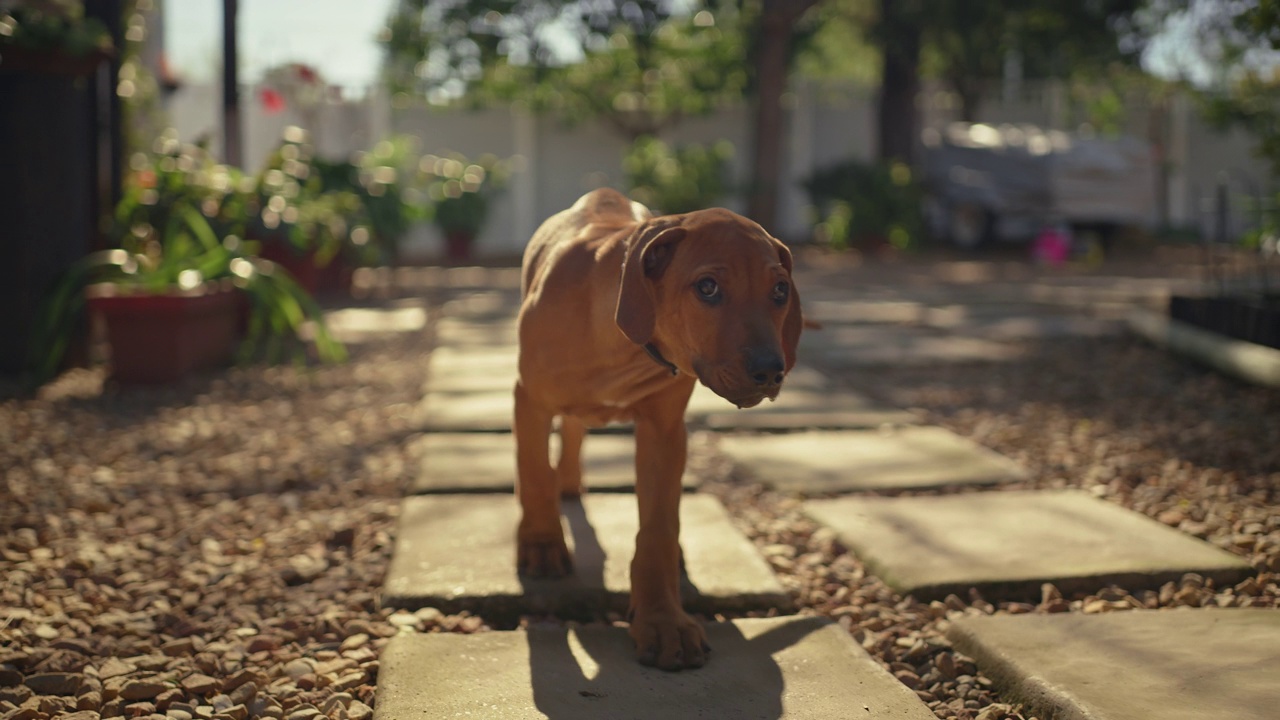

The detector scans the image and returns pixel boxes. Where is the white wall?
[163,77,1275,260]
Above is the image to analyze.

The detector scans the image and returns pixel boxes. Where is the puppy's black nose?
[745,348,784,389]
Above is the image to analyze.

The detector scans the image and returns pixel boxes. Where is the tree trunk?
[746,0,819,235]
[954,77,982,123]
[222,0,241,167]
[876,0,921,164]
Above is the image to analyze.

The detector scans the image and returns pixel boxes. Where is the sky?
[164,0,399,88]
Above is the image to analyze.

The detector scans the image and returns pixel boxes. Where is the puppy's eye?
[771,281,790,305]
[694,277,720,302]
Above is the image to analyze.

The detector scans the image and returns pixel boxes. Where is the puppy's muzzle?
[744,347,785,391]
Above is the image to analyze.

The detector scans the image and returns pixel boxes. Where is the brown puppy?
[515,188,802,671]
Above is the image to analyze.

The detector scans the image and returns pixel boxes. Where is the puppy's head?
[616,209,802,408]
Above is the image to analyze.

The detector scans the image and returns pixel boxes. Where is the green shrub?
[803,159,924,251]
[417,152,509,237]
[624,137,734,215]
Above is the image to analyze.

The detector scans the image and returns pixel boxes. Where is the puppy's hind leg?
[555,415,586,498]
[515,381,573,578]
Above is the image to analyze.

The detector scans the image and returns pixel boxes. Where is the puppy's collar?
[643,342,679,376]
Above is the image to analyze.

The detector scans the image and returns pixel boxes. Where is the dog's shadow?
[525,501,819,720]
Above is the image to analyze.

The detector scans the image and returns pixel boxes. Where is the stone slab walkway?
[948,609,1280,720]
[410,432,699,493]
[419,352,912,432]
[925,313,1122,341]
[1128,307,1280,388]
[687,366,917,430]
[804,490,1252,600]
[383,494,788,616]
[416,389,515,432]
[375,616,936,720]
[801,325,1022,367]
[435,315,518,348]
[720,427,1025,493]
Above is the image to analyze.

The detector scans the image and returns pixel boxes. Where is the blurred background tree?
[1170,0,1280,175]
[383,0,1154,229]
[383,0,835,231]
[383,0,747,141]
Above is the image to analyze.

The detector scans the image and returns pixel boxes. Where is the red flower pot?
[86,282,242,383]
[257,242,321,295]
[445,231,475,264]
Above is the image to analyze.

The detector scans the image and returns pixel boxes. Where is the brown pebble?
[338,634,368,652]
[245,636,279,654]
[180,673,218,695]
[221,669,258,693]
[281,660,312,681]
[99,659,137,680]
[346,700,372,720]
[160,639,196,658]
[0,685,34,705]
[77,690,102,710]
[154,687,183,711]
[25,672,84,696]
[228,681,256,707]
[124,699,157,716]
[121,680,168,701]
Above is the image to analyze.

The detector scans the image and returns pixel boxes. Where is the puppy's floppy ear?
[773,238,803,372]
[615,222,687,345]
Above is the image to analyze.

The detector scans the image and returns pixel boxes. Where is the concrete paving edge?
[1127,308,1280,388]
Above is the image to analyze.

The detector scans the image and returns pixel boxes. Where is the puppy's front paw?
[628,606,710,671]
[516,533,573,578]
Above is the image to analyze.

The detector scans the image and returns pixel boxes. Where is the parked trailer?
[922,123,1157,248]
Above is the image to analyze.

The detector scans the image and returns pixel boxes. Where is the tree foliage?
[1128,1,1278,173]
[383,0,748,140]
[917,0,1144,120]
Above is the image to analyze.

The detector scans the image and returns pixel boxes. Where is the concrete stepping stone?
[956,315,1121,341]
[410,433,699,494]
[687,364,917,431]
[805,299,925,325]
[375,616,935,720]
[720,427,1024,494]
[805,490,1252,601]
[922,307,1122,340]
[948,609,1280,720]
[416,347,518,430]
[323,301,427,344]
[801,325,1020,366]
[421,351,912,432]
[383,494,788,617]
[417,388,515,432]
[435,316,518,348]
[427,346,518,390]
[1128,307,1280,389]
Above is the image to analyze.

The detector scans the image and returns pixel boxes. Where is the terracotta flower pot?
[445,230,476,264]
[257,241,322,295]
[86,281,242,383]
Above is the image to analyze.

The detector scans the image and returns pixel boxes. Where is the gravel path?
[705,333,1280,720]
[3,257,1278,720]
[2,321,436,719]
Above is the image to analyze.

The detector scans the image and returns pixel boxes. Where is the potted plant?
[417,152,509,263]
[0,1,113,75]
[27,137,345,385]
[243,127,364,294]
[313,134,425,268]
